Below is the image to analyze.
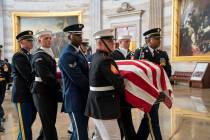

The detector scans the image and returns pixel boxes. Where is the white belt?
[90,86,114,91]
[35,77,42,82]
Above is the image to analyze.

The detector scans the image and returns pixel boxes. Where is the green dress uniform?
[134,28,172,140]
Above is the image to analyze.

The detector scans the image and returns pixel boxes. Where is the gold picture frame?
[12,11,82,52]
[172,0,210,62]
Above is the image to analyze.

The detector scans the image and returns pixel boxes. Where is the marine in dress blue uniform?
[59,24,89,140]
[134,28,172,140]
[11,30,37,140]
[85,29,124,140]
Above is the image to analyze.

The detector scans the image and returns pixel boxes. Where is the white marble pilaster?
[0,0,4,59]
[90,0,102,51]
[149,0,163,28]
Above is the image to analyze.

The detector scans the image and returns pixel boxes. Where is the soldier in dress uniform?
[85,29,125,140]
[111,35,133,60]
[31,30,60,140]
[11,30,37,140]
[0,46,9,132]
[59,24,89,140]
[134,28,172,140]
[110,35,136,140]
[134,28,171,77]
[4,58,12,90]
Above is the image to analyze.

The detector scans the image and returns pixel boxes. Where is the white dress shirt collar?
[119,47,128,58]
[40,47,54,58]
[70,43,80,52]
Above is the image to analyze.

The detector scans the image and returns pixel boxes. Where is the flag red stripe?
[117,60,148,75]
[120,71,159,98]
[160,67,167,91]
[116,60,173,112]
[139,61,158,88]
[125,91,152,112]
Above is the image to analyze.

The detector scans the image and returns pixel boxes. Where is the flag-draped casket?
[116,60,173,113]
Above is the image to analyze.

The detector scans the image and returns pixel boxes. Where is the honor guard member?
[59,24,89,140]
[11,31,37,140]
[110,35,136,140]
[85,29,125,140]
[134,28,172,140]
[4,58,12,90]
[0,46,9,132]
[31,30,60,140]
[111,35,133,60]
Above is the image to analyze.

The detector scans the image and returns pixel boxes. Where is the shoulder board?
[15,50,30,61]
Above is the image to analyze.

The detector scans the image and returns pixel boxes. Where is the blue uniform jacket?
[59,44,89,113]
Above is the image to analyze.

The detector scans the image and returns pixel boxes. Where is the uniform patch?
[111,64,119,74]
[160,58,166,66]
[69,62,77,68]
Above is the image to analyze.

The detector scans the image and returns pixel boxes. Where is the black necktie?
[153,49,157,57]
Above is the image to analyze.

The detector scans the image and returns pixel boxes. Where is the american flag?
[116,60,173,113]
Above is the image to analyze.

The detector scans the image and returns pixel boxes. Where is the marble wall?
[0,0,196,71]
[102,0,150,46]
[0,0,4,59]
[1,0,90,60]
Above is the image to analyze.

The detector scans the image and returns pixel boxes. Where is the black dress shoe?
[68,130,73,134]
[0,118,6,122]
[0,126,5,132]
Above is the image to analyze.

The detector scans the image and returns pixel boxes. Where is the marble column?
[149,0,163,28]
[90,0,102,51]
[149,0,164,48]
[0,0,4,59]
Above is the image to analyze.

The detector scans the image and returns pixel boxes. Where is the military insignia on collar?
[145,49,148,52]
[69,62,77,68]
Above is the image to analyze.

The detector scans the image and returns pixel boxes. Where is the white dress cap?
[93,29,114,39]
[35,30,52,38]
[117,35,132,40]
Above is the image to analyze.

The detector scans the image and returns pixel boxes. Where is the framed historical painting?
[12,11,82,58]
[172,0,210,62]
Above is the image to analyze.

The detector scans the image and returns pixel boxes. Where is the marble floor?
[0,85,210,140]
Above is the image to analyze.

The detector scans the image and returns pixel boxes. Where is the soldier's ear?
[19,40,24,45]
[98,39,103,46]
[67,34,71,40]
[146,38,150,43]
[38,37,42,44]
